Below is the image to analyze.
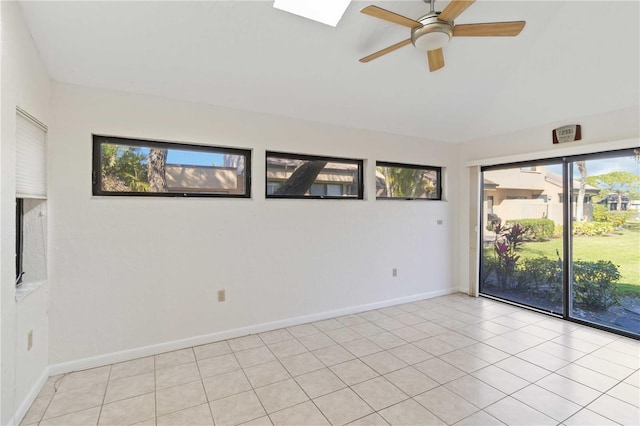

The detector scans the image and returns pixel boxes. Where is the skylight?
[273,0,351,27]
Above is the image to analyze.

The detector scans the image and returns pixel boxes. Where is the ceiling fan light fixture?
[411,17,453,51]
[413,31,451,50]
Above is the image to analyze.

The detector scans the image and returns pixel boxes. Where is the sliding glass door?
[569,152,640,335]
[480,148,639,338]
[480,161,565,315]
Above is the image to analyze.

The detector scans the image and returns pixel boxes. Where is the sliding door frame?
[479,148,639,340]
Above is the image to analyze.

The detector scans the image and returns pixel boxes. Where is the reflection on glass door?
[570,152,640,335]
[480,162,565,314]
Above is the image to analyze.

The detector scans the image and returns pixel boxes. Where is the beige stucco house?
[483,165,600,226]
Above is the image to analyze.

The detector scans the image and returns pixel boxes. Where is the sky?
[166,149,225,166]
[135,147,226,166]
[547,155,639,177]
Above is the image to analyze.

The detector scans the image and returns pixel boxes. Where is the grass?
[485,222,640,296]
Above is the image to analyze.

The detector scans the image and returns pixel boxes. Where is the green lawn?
[517,223,640,294]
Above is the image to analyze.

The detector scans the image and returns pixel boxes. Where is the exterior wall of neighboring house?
[266,162,358,196]
[484,166,599,226]
[165,164,244,194]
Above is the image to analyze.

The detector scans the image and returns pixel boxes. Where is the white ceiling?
[19,1,640,143]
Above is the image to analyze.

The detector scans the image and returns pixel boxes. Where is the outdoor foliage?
[553,225,563,238]
[101,144,149,191]
[572,221,615,236]
[506,219,554,241]
[573,260,621,309]
[587,171,640,203]
[593,205,635,228]
[490,223,530,289]
[485,254,621,310]
[552,222,615,237]
[377,166,436,198]
[516,256,562,303]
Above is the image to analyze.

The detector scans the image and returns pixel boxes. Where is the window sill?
[16,280,47,302]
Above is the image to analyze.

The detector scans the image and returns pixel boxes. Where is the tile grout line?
[259,331,336,425]
[96,364,112,426]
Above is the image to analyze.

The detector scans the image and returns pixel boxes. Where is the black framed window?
[266,152,363,199]
[92,135,251,197]
[376,162,442,200]
[16,198,24,286]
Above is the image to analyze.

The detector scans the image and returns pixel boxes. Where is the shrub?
[572,260,620,310]
[516,257,562,302]
[593,204,634,228]
[513,257,620,311]
[554,222,616,236]
[573,221,614,236]
[553,225,563,238]
[593,204,608,222]
[610,211,635,227]
[506,219,554,241]
[481,257,497,286]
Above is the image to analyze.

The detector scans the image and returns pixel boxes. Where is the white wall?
[0,1,51,424]
[47,82,459,366]
[456,106,640,294]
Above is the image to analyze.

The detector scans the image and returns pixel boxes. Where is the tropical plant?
[377,167,436,198]
[576,161,588,221]
[492,222,530,289]
[100,144,149,191]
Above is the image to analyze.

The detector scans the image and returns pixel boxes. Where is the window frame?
[376,161,442,200]
[92,135,252,198]
[16,198,24,286]
[265,151,364,200]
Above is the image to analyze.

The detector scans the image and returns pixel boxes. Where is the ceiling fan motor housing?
[411,14,453,51]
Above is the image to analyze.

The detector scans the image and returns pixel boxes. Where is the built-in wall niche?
[15,108,48,297]
[16,198,48,293]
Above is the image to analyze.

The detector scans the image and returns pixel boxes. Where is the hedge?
[506,219,554,241]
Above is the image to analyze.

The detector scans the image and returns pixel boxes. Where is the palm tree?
[148,148,168,192]
[576,161,588,221]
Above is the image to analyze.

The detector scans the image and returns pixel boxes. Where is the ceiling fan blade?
[438,0,475,22]
[453,21,526,36]
[427,48,445,72]
[360,39,412,63]
[360,5,421,29]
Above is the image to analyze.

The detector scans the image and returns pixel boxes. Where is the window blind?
[16,111,47,198]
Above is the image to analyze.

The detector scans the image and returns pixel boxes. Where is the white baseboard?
[10,366,50,426]
[48,288,457,376]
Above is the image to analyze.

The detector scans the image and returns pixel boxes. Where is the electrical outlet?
[27,330,33,351]
[392,268,398,277]
[437,219,443,225]
[217,290,226,302]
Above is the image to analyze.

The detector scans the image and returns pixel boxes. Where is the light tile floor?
[22,294,640,425]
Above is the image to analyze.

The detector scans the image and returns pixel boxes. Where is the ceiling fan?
[359,0,526,72]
